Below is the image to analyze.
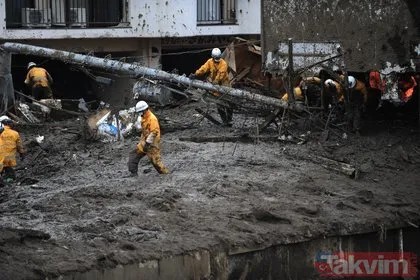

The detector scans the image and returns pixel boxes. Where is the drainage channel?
[63,227,419,280]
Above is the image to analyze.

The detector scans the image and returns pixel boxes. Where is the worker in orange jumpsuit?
[347,76,368,132]
[399,75,417,103]
[190,48,233,126]
[0,116,24,182]
[324,79,345,104]
[24,62,53,100]
[0,124,4,187]
[127,101,169,176]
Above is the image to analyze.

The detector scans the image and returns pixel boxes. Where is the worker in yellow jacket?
[127,101,169,176]
[0,116,24,182]
[281,87,304,102]
[190,48,233,126]
[24,62,53,100]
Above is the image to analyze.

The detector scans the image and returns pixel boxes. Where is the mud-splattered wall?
[262,0,420,73]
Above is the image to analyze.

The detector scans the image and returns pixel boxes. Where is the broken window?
[197,0,236,25]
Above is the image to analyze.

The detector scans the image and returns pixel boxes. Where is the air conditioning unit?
[68,8,87,28]
[21,8,51,28]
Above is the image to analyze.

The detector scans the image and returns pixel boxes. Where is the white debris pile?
[87,105,141,142]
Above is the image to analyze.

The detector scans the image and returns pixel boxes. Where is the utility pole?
[0,42,304,112]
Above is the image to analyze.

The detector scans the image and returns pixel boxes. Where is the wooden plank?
[232,67,251,83]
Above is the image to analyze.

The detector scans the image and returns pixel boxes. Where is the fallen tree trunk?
[0,42,302,112]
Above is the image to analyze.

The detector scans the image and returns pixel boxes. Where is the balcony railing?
[5,0,129,29]
[197,0,236,25]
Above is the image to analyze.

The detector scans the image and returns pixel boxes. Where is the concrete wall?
[58,227,420,279]
[261,0,420,73]
[0,0,260,40]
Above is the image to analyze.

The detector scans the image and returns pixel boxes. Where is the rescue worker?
[0,124,4,187]
[24,62,53,100]
[347,76,368,132]
[298,76,323,106]
[399,75,417,103]
[0,116,24,182]
[324,79,345,104]
[190,48,233,127]
[281,87,304,102]
[127,101,169,176]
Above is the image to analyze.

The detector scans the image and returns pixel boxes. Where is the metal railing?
[5,0,129,29]
[197,0,236,25]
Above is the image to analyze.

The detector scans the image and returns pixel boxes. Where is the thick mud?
[0,103,419,279]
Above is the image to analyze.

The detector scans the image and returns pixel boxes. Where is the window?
[5,0,129,29]
[197,0,237,25]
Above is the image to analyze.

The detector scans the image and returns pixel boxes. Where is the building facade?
[0,0,260,104]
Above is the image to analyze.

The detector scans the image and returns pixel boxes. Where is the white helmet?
[27,62,37,70]
[0,115,11,123]
[135,101,149,113]
[324,79,335,87]
[211,48,222,61]
[348,76,356,88]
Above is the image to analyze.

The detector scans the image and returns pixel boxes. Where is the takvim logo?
[315,251,417,277]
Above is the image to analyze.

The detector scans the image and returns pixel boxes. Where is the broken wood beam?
[7,111,27,124]
[14,90,86,117]
[194,108,222,126]
[231,67,251,84]
[1,42,302,112]
[258,108,282,132]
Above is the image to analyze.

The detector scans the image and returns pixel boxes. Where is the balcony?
[197,0,237,25]
[5,0,129,29]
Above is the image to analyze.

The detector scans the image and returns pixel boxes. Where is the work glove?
[189,73,196,79]
[143,142,152,153]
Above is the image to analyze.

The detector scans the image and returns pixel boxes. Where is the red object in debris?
[401,76,417,103]
[369,70,385,93]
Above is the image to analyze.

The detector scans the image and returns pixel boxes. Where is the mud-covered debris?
[148,189,182,211]
[295,205,321,217]
[240,208,292,224]
[0,228,50,245]
[336,202,357,211]
[396,145,410,162]
[351,190,374,204]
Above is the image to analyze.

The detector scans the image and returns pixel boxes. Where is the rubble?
[0,40,418,279]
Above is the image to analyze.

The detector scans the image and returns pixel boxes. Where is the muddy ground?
[0,102,420,279]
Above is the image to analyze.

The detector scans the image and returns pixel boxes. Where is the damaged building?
[0,0,260,106]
